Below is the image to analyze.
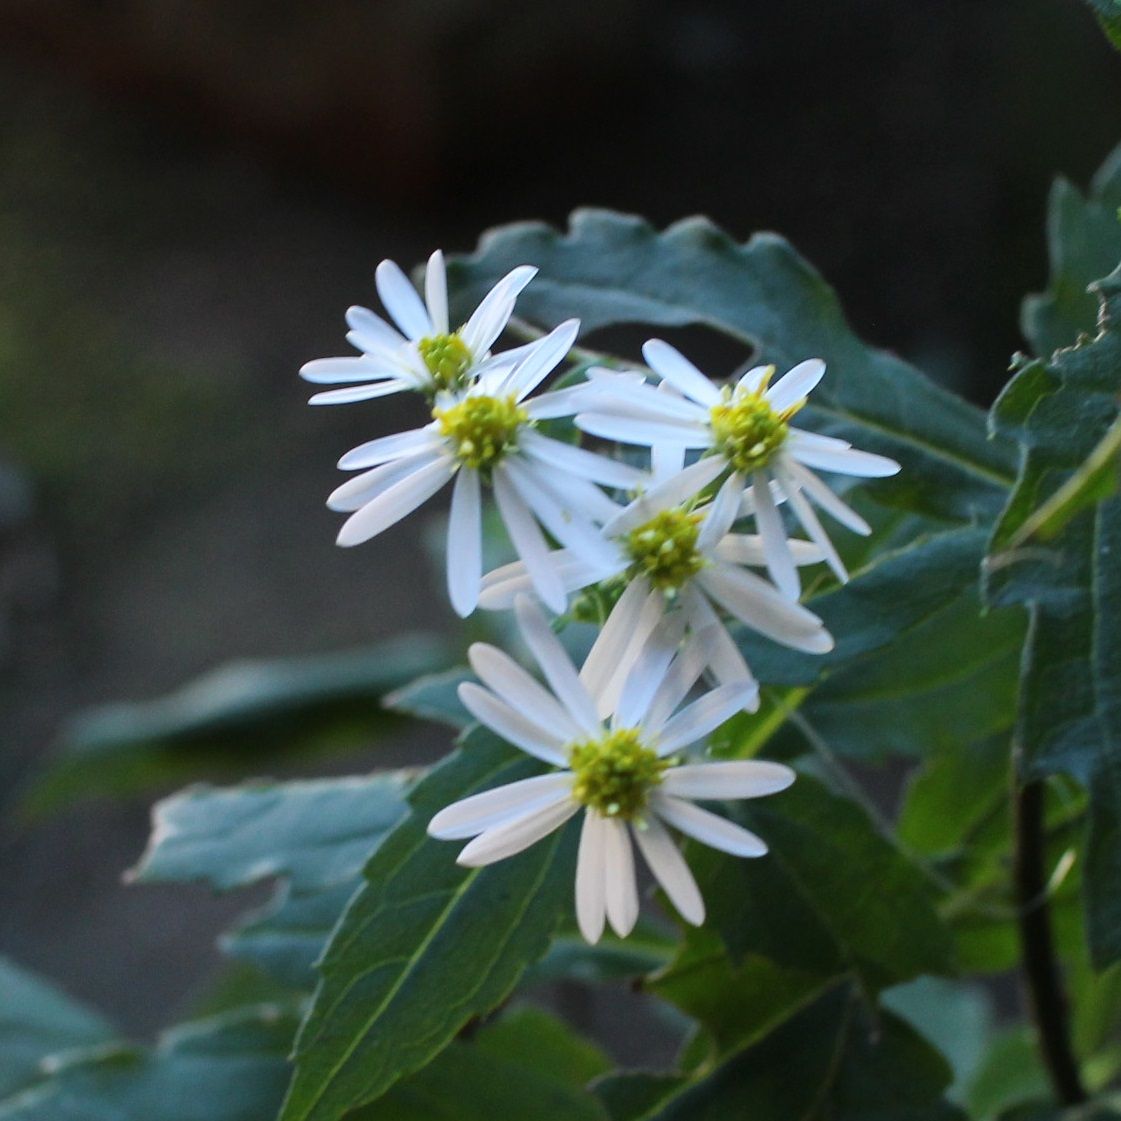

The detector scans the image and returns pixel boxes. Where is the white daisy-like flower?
[428,597,795,942]
[573,339,901,598]
[299,250,540,404]
[479,454,832,714]
[328,320,641,617]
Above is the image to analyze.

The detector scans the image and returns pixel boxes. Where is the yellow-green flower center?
[434,394,529,472]
[624,508,705,591]
[569,728,670,819]
[709,372,796,473]
[418,333,473,393]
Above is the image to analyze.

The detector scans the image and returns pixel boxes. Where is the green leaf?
[964,1026,1051,1120]
[25,635,449,814]
[0,956,113,1100]
[986,264,1121,967]
[383,667,473,728]
[0,1005,299,1121]
[1081,0,1121,52]
[594,981,962,1120]
[449,210,1015,525]
[526,923,676,986]
[131,771,413,987]
[688,773,953,991]
[279,730,575,1121]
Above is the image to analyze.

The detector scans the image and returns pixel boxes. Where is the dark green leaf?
[526,923,676,986]
[0,956,113,1100]
[279,730,575,1121]
[383,667,473,728]
[964,1026,1051,1120]
[449,210,1015,524]
[26,635,450,813]
[0,1005,299,1121]
[1080,0,1121,52]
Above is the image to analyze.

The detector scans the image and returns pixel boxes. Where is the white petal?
[654,682,756,756]
[460,266,537,355]
[786,428,855,454]
[602,817,639,937]
[789,443,901,478]
[576,412,712,449]
[521,430,644,489]
[752,471,800,600]
[575,811,608,944]
[614,612,688,730]
[642,339,721,407]
[652,794,768,857]
[376,259,433,341]
[336,456,454,545]
[457,682,567,765]
[478,550,611,611]
[514,594,601,734]
[524,384,612,420]
[493,467,568,614]
[583,384,712,425]
[765,358,826,413]
[345,305,408,353]
[737,364,775,394]
[328,450,440,512]
[338,428,442,470]
[604,456,727,537]
[468,643,584,742]
[300,356,401,385]
[678,588,760,701]
[651,442,686,485]
[696,471,744,553]
[429,773,575,840]
[662,761,796,801]
[447,468,483,616]
[714,533,824,568]
[784,460,872,536]
[632,814,704,925]
[774,463,847,584]
[697,565,833,653]
[308,381,413,405]
[424,249,449,335]
[643,625,712,732]
[502,319,579,401]
[457,796,580,867]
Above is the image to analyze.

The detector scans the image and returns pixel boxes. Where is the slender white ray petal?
[614,613,688,730]
[457,796,580,867]
[336,456,455,545]
[788,443,901,478]
[765,358,826,413]
[714,533,824,568]
[602,817,640,937]
[460,266,538,355]
[447,468,483,617]
[309,381,414,405]
[479,551,612,611]
[524,384,617,420]
[493,468,568,614]
[737,364,775,393]
[654,682,756,756]
[504,458,620,571]
[424,249,449,335]
[786,428,856,454]
[583,385,711,425]
[514,595,602,735]
[456,682,567,764]
[651,442,686,484]
[376,259,433,341]
[327,450,441,512]
[642,339,722,407]
[576,412,712,448]
[679,587,759,698]
[752,471,800,600]
[643,626,713,733]
[774,464,847,584]
[696,472,744,552]
[738,474,788,517]
[502,319,579,401]
[698,565,833,653]
[784,460,872,535]
[663,761,796,801]
[652,794,768,857]
[345,305,407,353]
[575,811,608,944]
[300,357,402,384]
[338,427,442,470]
[468,643,584,742]
[603,456,727,536]
[521,429,644,489]
[428,773,575,840]
[632,814,704,925]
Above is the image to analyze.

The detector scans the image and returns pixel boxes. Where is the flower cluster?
[302,252,899,940]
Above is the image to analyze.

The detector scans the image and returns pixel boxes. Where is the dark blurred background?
[0,0,1119,1043]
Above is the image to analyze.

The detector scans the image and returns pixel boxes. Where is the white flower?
[327,320,640,617]
[574,339,901,598]
[428,597,796,942]
[479,455,833,714]
[299,250,540,404]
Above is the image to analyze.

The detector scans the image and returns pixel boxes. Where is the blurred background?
[0,0,1119,1045]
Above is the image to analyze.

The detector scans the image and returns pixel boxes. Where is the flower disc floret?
[435,394,529,472]
[568,728,670,820]
[418,333,473,393]
[625,509,705,591]
[710,380,794,473]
